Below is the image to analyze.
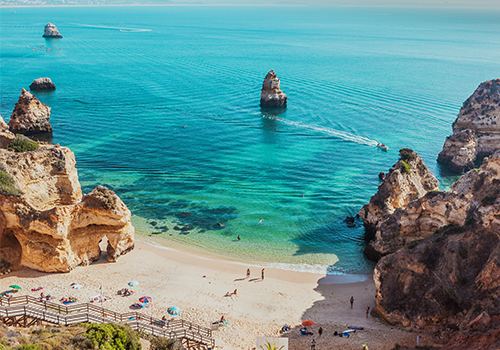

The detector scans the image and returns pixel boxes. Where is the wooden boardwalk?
[0,295,214,350]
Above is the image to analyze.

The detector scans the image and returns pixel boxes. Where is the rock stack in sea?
[29,77,56,91]
[371,150,500,348]
[358,148,440,260]
[0,115,15,148]
[0,143,135,273]
[438,79,500,172]
[8,88,53,136]
[260,69,287,107]
[42,22,63,38]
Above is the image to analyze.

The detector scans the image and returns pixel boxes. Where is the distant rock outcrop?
[0,115,15,149]
[42,23,62,38]
[373,150,500,345]
[438,79,500,172]
[8,88,53,136]
[29,77,56,91]
[358,149,439,260]
[260,70,287,107]
[0,145,134,273]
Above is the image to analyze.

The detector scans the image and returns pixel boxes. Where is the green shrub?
[401,160,411,175]
[7,135,39,152]
[399,148,416,162]
[406,240,421,249]
[150,337,180,350]
[84,323,140,350]
[16,346,41,350]
[482,196,496,206]
[0,170,22,197]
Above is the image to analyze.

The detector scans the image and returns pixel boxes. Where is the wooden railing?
[0,296,214,347]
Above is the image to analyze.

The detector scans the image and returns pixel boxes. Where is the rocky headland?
[362,150,500,348]
[8,88,53,136]
[42,23,63,38]
[29,77,56,91]
[0,141,134,273]
[438,79,500,173]
[260,70,287,107]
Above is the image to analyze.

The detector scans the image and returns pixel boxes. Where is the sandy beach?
[0,240,436,349]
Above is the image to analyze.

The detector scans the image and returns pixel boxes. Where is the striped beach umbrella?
[167,306,181,315]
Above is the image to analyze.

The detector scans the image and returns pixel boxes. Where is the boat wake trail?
[264,115,379,147]
[75,24,152,32]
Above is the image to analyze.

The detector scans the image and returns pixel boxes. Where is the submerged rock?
[260,69,287,107]
[29,77,56,91]
[0,145,134,273]
[438,79,500,173]
[42,22,62,38]
[8,88,53,136]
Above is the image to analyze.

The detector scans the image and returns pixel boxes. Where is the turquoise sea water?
[1,6,499,274]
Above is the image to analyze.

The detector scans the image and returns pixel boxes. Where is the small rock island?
[8,88,53,136]
[29,77,56,91]
[42,22,63,38]
[260,69,287,107]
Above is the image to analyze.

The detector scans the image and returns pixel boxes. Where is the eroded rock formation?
[372,150,500,348]
[29,78,56,91]
[8,88,53,136]
[359,149,439,260]
[438,79,500,172]
[0,115,15,149]
[260,70,287,107]
[0,145,134,273]
[42,23,63,38]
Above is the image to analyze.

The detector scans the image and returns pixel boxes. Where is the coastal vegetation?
[0,169,22,197]
[6,135,39,153]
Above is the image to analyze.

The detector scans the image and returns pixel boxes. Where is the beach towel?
[63,299,77,305]
[71,284,82,289]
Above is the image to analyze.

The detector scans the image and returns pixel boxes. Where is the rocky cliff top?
[8,88,53,136]
[260,69,287,107]
[438,79,500,172]
[0,144,134,272]
[43,22,62,38]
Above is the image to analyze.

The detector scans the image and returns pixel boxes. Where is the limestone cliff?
[8,89,53,136]
[42,23,63,38]
[29,78,56,91]
[0,145,134,273]
[359,149,439,259]
[438,79,500,172]
[0,115,15,149]
[260,70,287,107]
[373,150,500,347]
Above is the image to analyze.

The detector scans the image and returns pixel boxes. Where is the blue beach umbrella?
[128,281,139,287]
[167,306,181,315]
[139,296,152,303]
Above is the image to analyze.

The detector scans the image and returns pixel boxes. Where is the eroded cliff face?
[358,149,439,259]
[438,79,500,172]
[260,70,287,107]
[8,89,53,136]
[373,150,500,347]
[0,115,15,149]
[0,145,134,273]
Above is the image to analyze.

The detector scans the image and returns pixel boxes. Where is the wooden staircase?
[0,295,214,350]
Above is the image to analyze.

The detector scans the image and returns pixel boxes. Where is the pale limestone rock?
[42,23,62,38]
[0,115,15,149]
[29,77,56,91]
[0,145,134,273]
[8,88,52,136]
[438,79,500,172]
[260,70,287,107]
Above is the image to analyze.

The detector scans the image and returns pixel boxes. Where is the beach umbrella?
[9,285,21,290]
[139,296,152,303]
[302,320,314,327]
[167,306,181,316]
[128,281,139,287]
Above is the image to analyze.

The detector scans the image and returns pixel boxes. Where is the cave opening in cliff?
[0,229,22,269]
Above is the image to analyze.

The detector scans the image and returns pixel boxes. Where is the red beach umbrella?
[139,296,152,303]
[302,320,314,327]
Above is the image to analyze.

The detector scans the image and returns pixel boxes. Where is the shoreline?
[0,240,436,349]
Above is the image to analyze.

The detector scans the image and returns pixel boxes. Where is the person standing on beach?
[310,338,316,350]
[246,269,250,278]
[318,327,323,337]
[350,296,354,309]
[366,306,370,318]
[261,268,265,280]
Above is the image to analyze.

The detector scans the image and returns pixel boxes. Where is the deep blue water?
[1,6,499,274]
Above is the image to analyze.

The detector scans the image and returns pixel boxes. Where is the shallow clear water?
[1,6,499,274]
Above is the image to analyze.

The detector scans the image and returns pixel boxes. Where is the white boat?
[377,142,388,151]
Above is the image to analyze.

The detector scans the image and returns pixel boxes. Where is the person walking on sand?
[261,268,265,280]
[366,306,370,318]
[350,296,354,309]
[246,268,250,278]
[318,326,323,337]
[310,338,316,350]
